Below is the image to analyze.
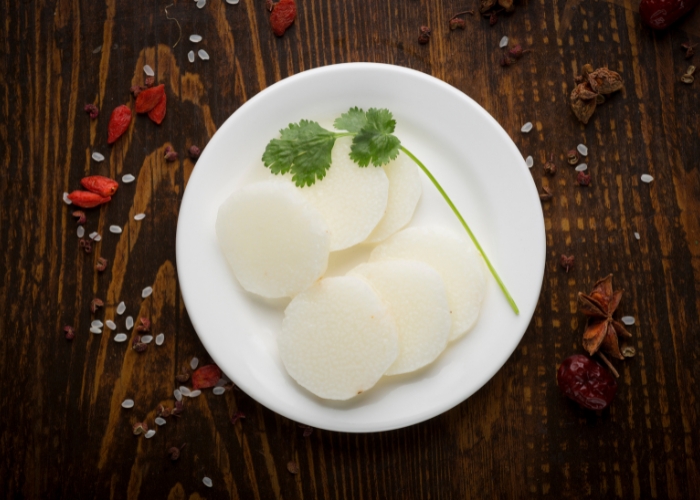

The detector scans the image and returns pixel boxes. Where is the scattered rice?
[190,357,199,370]
[122,174,135,183]
[197,0,206,8]
[641,174,654,183]
[126,316,134,330]
[202,477,213,488]
[621,316,635,325]
[189,34,202,43]
[198,49,210,60]
[188,51,195,63]
[173,389,182,401]
[215,378,227,387]
[142,286,153,298]
[91,320,103,328]
[109,225,122,234]
[117,301,126,315]
[114,333,128,342]
[63,192,72,205]
[212,386,226,395]
[226,0,240,4]
[156,333,165,345]
[577,144,588,156]
[77,226,85,238]
[121,399,135,408]
[106,320,117,330]
[575,163,588,171]
[521,122,533,133]
[179,386,191,396]
[188,389,202,398]
[89,232,101,241]
[92,152,105,162]
[499,36,508,48]
[90,327,102,334]
[92,45,102,54]
[143,64,155,77]
[144,429,156,439]
[634,232,640,240]
[134,213,146,221]
[155,417,166,426]
[525,156,533,168]
[141,335,153,343]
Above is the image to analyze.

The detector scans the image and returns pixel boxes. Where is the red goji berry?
[147,90,166,124]
[80,175,119,197]
[270,0,297,36]
[67,191,111,209]
[107,105,132,144]
[191,364,222,390]
[135,84,165,113]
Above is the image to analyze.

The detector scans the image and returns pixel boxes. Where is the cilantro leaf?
[262,120,338,187]
[349,108,401,166]
[333,107,368,133]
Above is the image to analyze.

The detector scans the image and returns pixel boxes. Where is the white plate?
[176,63,545,433]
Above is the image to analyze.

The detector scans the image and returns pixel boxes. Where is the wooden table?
[2,0,699,498]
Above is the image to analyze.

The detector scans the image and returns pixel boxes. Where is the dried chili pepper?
[81,175,119,197]
[67,191,111,209]
[135,84,165,113]
[107,105,132,144]
[192,364,222,390]
[270,0,297,37]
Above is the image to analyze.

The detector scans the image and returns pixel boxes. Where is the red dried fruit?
[147,90,166,124]
[270,0,297,36]
[81,175,119,197]
[557,354,617,410]
[135,84,165,113]
[191,364,222,390]
[639,0,699,29]
[67,191,111,209]
[107,105,132,144]
[84,104,99,119]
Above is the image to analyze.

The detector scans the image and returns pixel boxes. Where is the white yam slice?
[364,153,422,243]
[370,226,487,341]
[216,180,330,298]
[295,137,389,251]
[349,260,451,375]
[278,276,399,400]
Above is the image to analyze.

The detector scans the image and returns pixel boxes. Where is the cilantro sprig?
[262,107,519,314]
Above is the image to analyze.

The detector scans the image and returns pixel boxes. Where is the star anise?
[578,274,631,360]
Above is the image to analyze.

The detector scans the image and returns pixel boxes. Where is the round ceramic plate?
[176,63,545,433]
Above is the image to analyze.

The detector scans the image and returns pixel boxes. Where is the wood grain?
[1,0,699,498]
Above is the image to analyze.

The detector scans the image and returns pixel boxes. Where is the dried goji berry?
[80,175,119,197]
[270,0,297,36]
[191,364,222,390]
[135,84,165,113]
[67,191,111,209]
[107,105,132,144]
[147,90,166,124]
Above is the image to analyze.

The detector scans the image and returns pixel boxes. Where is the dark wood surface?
[2,0,699,498]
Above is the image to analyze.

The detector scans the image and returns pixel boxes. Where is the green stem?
[399,145,519,314]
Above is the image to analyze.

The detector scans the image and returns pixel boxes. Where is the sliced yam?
[295,137,389,251]
[349,260,451,375]
[370,226,487,341]
[216,180,330,298]
[364,153,422,243]
[278,276,399,400]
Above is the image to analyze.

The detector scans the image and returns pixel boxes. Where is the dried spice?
[230,410,246,425]
[132,336,148,352]
[287,461,300,474]
[64,325,75,340]
[577,171,591,186]
[681,41,697,59]
[539,186,553,202]
[418,26,431,44]
[449,10,473,30]
[544,154,556,176]
[168,443,186,461]
[560,254,574,272]
[90,297,104,313]
[500,55,514,67]
[507,44,531,60]
[130,85,146,98]
[570,66,623,124]
[96,257,108,272]
[144,76,155,87]
[188,145,201,159]
[192,364,222,390]
[164,146,179,162]
[567,149,579,165]
[172,400,185,417]
[133,422,148,435]
[557,354,617,410]
[72,210,87,224]
[84,104,99,119]
[298,424,313,437]
[79,238,93,254]
[136,317,150,333]
[681,65,696,84]
[578,275,632,361]
[175,371,190,383]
